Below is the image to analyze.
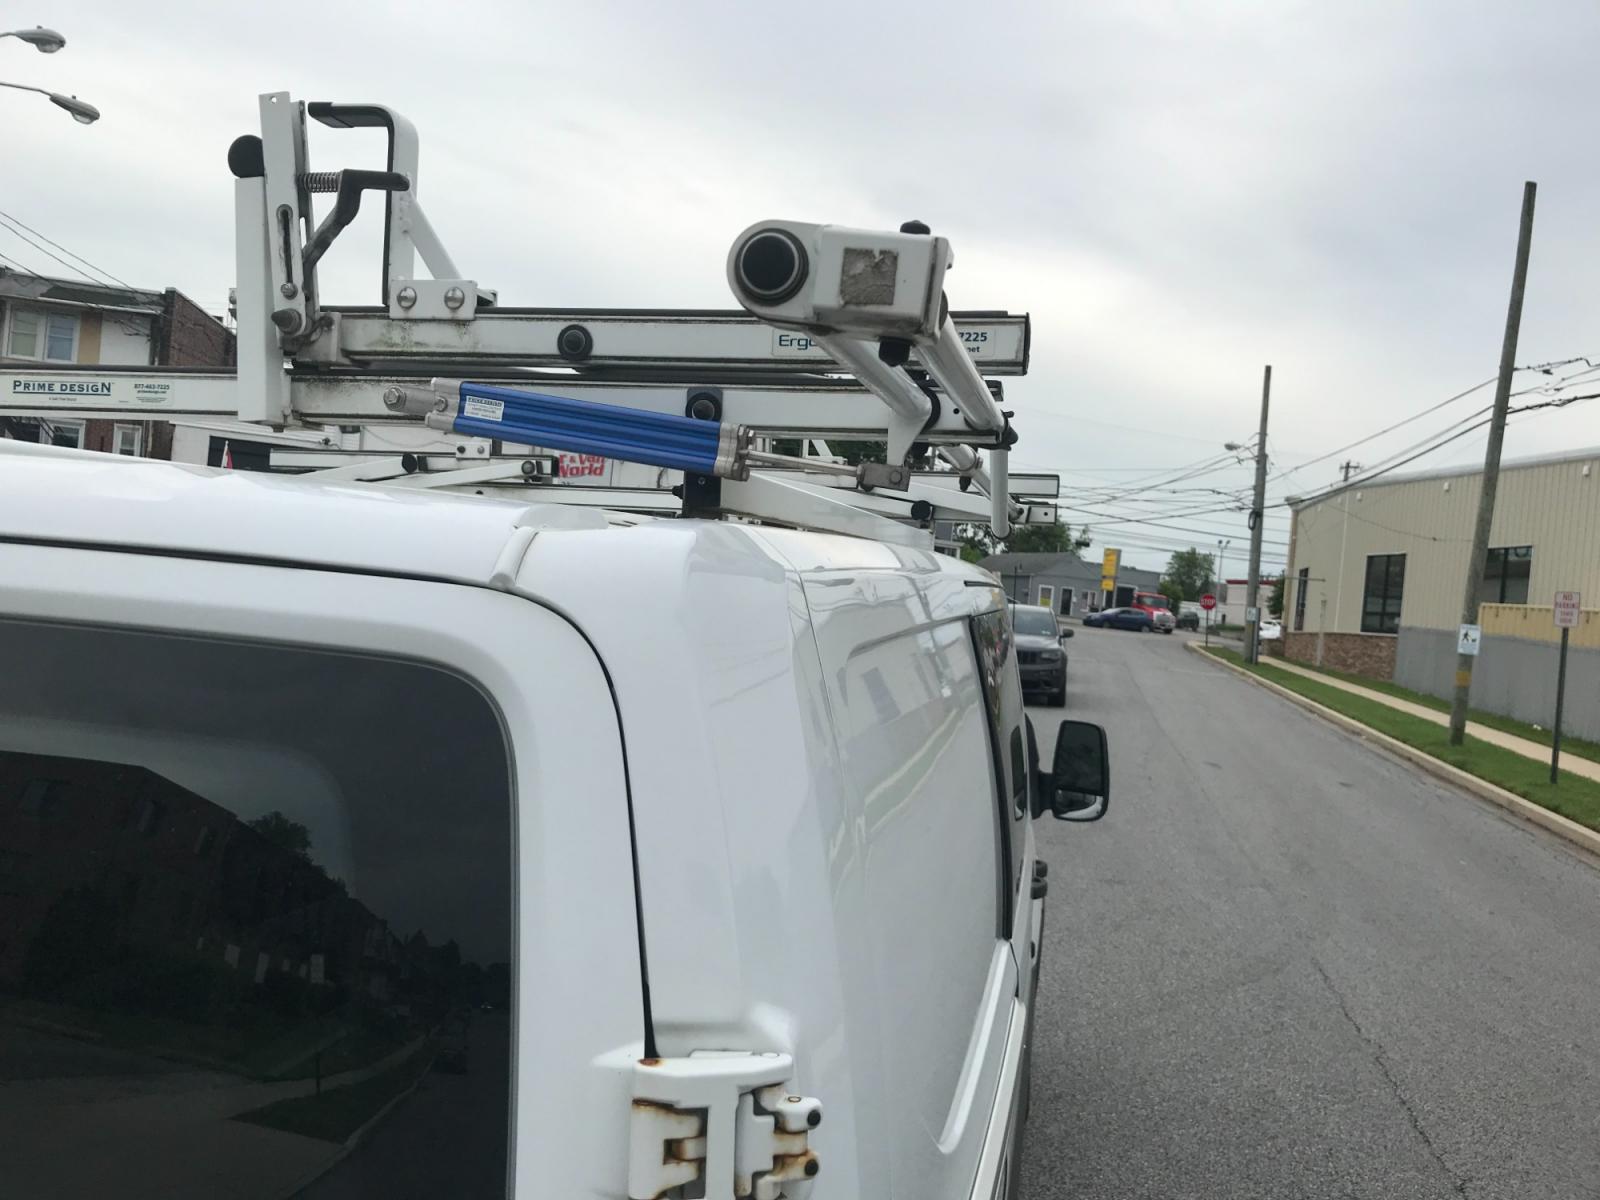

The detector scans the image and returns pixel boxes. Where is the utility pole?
[1339,460,1362,483]
[1449,181,1537,745]
[1244,365,1272,664]
[1216,538,1229,622]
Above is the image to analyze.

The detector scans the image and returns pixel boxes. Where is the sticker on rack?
[462,396,504,422]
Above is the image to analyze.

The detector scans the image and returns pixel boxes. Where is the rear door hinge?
[628,1050,822,1200]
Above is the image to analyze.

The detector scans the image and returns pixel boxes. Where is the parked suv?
[1176,610,1200,631]
[1009,602,1069,705]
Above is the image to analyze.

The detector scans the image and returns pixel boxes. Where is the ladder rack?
[1,90,1045,547]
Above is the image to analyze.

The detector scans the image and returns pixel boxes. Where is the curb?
[1186,641,1600,860]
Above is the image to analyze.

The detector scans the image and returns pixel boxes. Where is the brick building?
[0,268,234,459]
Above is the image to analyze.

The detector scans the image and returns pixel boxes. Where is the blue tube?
[444,381,726,475]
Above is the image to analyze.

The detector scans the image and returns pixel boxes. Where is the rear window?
[1010,608,1057,637]
[0,619,513,1198]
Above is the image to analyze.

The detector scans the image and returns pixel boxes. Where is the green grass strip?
[1274,655,1600,766]
[1204,647,1600,832]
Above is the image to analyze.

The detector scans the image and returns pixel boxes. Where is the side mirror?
[1059,628,1074,639]
[1048,720,1109,821]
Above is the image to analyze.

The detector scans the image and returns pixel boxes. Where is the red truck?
[1131,591,1176,634]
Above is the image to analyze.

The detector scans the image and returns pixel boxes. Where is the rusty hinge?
[628,1050,821,1200]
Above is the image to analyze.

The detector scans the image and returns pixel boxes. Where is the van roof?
[0,444,997,586]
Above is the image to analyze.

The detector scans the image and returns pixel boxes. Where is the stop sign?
[1200,594,1217,611]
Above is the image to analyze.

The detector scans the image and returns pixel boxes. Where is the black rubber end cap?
[900,220,931,235]
[228,135,265,180]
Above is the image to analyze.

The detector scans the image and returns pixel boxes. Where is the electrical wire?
[1267,377,1496,486]
[0,245,46,275]
[0,216,104,287]
[1270,355,1600,491]
[1272,390,1600,509]
[0,208,131,289]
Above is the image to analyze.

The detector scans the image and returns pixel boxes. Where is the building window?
[6,309,78,362]
[1037,584,1054,611]
[42,419,83,449]
[1361,554,1406,634]
[1481,545,1532,606]
[1294,567,1309,632]
[113,424,144,457]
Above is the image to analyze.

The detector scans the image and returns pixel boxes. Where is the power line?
[0,245,45,275]
[1270,354,1600,492]
[1062,505,1290,547]
[0,216,102,286]
[0,208,131,289]
[1268,376,1495,486]
[1273,390,1600,508]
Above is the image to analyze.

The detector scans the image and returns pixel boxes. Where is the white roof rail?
[1,90,1043,546]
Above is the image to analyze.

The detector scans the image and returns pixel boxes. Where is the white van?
[0,448,1109,1199]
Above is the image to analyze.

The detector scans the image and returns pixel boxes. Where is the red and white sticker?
[558,452,608,478]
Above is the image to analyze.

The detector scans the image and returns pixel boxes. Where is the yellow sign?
[1100,547,1120,591]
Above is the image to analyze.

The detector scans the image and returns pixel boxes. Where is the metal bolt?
[805,1159,819,1177]
[382,386,404,410]
[396,286,417,309]
[444,286,466,310]
[433,398,448,413]
[279,281,298,299]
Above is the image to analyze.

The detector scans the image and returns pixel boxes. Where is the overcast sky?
[7,1,1600,574]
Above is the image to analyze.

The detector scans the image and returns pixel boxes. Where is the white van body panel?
[522,521,1032,1198]
[0,448,603,584]
[0,454,1042,1198]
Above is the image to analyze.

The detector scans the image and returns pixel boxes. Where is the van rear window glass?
[0,619,513,1198]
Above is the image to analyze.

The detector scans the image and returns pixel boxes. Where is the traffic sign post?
[1201,593,1216,647]
[1552,591,1581,783]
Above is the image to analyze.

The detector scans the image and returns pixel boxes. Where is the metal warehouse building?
[1284,446,1600,738]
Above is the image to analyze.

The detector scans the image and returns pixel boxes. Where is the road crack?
[1311,956,1470,1197]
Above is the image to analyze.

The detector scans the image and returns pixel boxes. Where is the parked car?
[0,447,1114,1200]
[1083,606,1154,632]
[1176,610,1200,631]
[1260,618,1283,641]
[1009,602,1068,706]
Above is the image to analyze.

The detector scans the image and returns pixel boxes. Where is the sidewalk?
[1266,655,1600,785]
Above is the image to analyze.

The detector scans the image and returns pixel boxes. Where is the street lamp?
[0,26,66,52]
[0,79,98,123]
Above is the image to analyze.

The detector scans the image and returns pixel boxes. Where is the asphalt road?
[1020,627,1600,1200]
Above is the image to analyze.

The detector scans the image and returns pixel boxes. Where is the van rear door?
[0,542,645,1198]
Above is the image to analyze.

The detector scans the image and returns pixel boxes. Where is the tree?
[1268,575,1285,618]
[953,521,998,564]
[1158,548,1215,605]
[248,811,312,859]
[1000,521,1091,555]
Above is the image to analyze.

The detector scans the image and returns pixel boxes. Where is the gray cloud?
[6,0,1599,570]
